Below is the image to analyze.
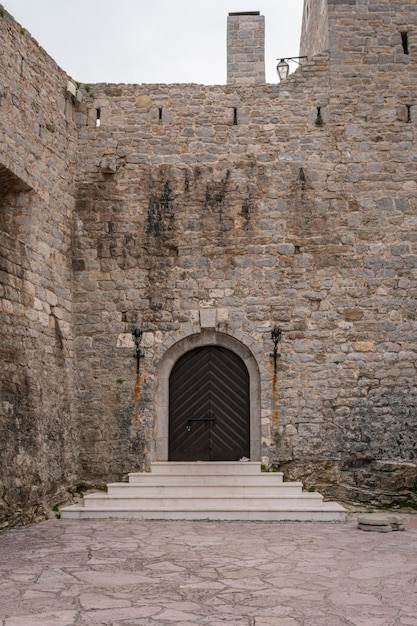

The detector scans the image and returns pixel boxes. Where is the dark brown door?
[169,346,250,461]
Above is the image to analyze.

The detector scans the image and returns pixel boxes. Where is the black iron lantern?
[132,328,144,374]
[270,326,282,372]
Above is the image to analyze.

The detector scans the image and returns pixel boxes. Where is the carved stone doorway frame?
[153,330,261,462]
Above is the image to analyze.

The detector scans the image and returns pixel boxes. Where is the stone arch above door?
[153,330,261,462]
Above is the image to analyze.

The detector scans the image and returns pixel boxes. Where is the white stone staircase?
[60,462,346,522]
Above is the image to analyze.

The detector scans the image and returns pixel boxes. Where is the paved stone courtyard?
[1,515,416,625]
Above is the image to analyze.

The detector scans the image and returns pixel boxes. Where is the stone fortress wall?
[0,9,79,525]
[1,0,417,525]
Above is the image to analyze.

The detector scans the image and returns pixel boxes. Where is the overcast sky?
[4,0,304,85]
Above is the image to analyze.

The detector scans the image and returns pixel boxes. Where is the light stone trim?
[153,330,261,462]
[199,308,217,329]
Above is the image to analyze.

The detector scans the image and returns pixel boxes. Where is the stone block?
[200,308,217,329]
[342,308,363,321]
[100,158,118,174]
[358,523,392,533]
[117,333,135,348]
[353,342,374,352]
[135,95,152,109]
[357,514,406,532]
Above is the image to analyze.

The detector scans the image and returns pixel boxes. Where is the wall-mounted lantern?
[270,326,282,372]
[132,328,144,374]
[276,56,307,81]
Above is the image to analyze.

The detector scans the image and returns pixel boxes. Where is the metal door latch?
[185,411,216,432]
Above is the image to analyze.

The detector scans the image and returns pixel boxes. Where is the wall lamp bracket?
[276,56,307,81]
[270,326,282,373]
[132,328,144,374]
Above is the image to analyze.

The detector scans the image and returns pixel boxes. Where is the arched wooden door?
[169,346,250,461]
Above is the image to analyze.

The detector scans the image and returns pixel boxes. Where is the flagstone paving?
[0,515,416,625]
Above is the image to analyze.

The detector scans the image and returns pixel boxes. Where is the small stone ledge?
[0,163,32,195]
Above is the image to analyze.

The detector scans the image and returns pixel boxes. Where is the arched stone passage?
[153,330,261,462]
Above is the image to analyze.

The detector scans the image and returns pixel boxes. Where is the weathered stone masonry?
[1,1,417,525]
[0,10,79,525]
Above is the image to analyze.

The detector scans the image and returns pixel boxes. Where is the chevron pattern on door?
[169,346,250,461]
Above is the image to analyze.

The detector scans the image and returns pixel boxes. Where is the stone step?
[79,493,326,509]
[147,461,264,475]
[127,473,284,485]
[60,504,346,522]
[106,482,302,497]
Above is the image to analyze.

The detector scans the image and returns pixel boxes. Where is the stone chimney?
[227,11,265,84]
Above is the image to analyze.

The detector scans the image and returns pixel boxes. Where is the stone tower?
[301,0,417,79]
[227,11,265,84]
